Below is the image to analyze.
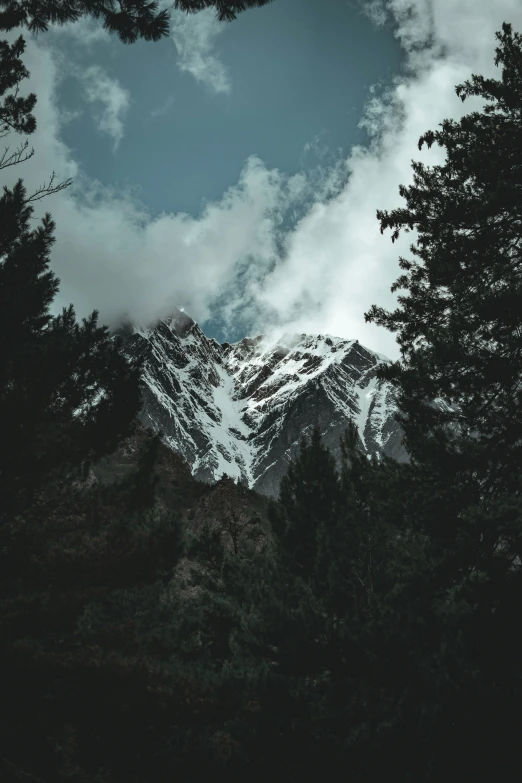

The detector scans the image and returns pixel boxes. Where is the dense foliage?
[0,18,521,783]
[0,0,275,43]
[0,167,143,516]
[365,22,522,501]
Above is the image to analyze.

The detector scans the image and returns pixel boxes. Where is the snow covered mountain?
[117,308,408,497]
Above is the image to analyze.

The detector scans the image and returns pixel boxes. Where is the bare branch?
[24,171,73,203]
[0,138,34,170]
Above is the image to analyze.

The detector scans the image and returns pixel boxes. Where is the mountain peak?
[118,312,407,496]
[162,308,197,338]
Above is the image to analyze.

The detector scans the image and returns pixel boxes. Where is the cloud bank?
[2,0,522,361]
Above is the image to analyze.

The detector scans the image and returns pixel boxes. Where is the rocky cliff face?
[117,308,409,498]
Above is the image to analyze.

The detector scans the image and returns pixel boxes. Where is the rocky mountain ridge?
[117,308,409,497]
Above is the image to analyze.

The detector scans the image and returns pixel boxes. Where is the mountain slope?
[117,309,408,497]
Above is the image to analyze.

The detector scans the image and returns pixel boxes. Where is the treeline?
[1,5,522,782]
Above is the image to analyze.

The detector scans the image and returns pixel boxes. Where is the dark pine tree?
[365,21,522,503]
[0,178,143,517]
[132,430,162,509]
[363,22,522,783]
[0,34,35,134]
[271,424,343,585]
[0,23,141,517]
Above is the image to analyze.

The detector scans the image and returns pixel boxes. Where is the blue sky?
[3,0,521,358]
[54,1,403,220]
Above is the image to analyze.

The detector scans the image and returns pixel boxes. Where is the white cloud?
[47,16,111,46]
[79,65,130,151]
[59,107,83,125]
[0,28,307,329]
[2,0,522,363]
[225,0,522,358]
[147,94,176,122]
[50,156,308,328]
[359,0,389,27]
[170,8,231,94]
